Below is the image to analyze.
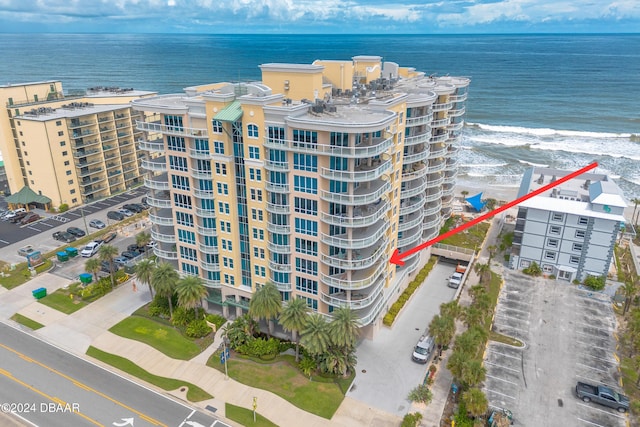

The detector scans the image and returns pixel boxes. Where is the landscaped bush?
[523,261,542,276]
[172,307,196,327]
[401,412,423,427]
[185,319,212,338]
[80,278,112,301]
[407,384,433,404]
[584,275,606,291]
[278,341,295,353]
[237,337,280,359]
[205,313,227,330]
[148,295,172,318]
[58,203,69,213]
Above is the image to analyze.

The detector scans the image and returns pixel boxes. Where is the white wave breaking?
[466,122,633,139]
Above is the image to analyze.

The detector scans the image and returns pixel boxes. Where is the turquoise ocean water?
[1,33,638,197]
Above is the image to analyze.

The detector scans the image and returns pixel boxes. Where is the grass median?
[86,346,212,402]
[225,403,278,427]
[10,313,44,330]
[38,287,87,314]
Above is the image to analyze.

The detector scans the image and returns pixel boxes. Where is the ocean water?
[1,33,638,197]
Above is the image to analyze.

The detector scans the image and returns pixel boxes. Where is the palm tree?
[631,197,640,226]
[623,279,637,314]
[278,297,309,362]
[446,350,467,381]
[487,245,497,262]
[134,259,156,298]
[461,388,488,420]
[328,306,361,350]
[85,258,101,283]
[176,275,208,319]
[248,282,282,338]
[461,359,486,388]
[473,263,490,284]
[318,346,357,376]
[300,313,330,356]
[136,231,152,257]
[98,244,119,289]
[440,300,462,320]
[428,314,455,356]
[152,262,179,318]
[454,328,484,357]
[463,306,485,328]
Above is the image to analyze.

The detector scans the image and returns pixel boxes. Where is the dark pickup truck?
[575,381,629,413]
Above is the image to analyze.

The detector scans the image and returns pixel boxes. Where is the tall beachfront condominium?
[511,167,626,282]
[133,56,469,336]
[0,81,156,208]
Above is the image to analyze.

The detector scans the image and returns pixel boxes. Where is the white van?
[412,335,435,363]
[81,241,103,257]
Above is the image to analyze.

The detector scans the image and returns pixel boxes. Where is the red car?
[20,213,41,225]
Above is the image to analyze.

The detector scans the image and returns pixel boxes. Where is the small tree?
[401,412,423,427]
[584,275,606,291]
[98,244,119,289]
[248,282,282,338]
[407,384,433,404]
[136,231,152,256]
[623,279,637,314]
[85,258,101,283]
[278,297,309,362]
[523,261,542,276]
[134,259,156,298]
[429,314,455,356]
[461,388,488,420]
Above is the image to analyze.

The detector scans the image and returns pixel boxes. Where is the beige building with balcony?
[133,56,469,336]
[0,82,156,208]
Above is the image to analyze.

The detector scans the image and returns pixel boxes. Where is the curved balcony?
[404,131,431,146]
[200,261,221,272]
[429,158,447,173]
[320,276,386,309]
[432,101,453,112]
[320,262,387,290]
[406,112,433,127]
[195,207,216,218]
[446,145,460,158]
[144,175,170,191]
[136,120,208,138]
[424,200,442,216]
[73,149,101,159]
[397,224,422,248]
[263,133,393,158]
[154,247,178,260]
[320,158,391,182]
[265,182,289,194]
[73,139,101,150]
[197,225,217,236]
[428,145,447,159]
[446,157,459,169]
[403,148,429,164]
[199,243,219,254]
[449,106,466,117]
[400,194,426,216]
[441,185,456,197]
[402,251,421,274]
[427,173,444,188]
[151,226,176,243]
[430,132,449,144]
[189,148,211,160]
[268,260,292,273]
[267,241,291,254]
[266,202,289,214]
[447,133,462,144]
[320,179,390,206]
[401,177,428,199]
[432,117,451,128]
[149,208,173,226]
[450,93,468,103]
[398,211,423,232]
[448,121,464,132]
[321,199,389,228]
[193,188,214,199]
[441,206,453,219]
[141,156,167,172]
[443,171,457,185]
[191,169,212,179]
[204,278,221,289]
[267,223,291,234]
[422,214,441,231]
[321,237,388,270]
[264,160,289,171]
[320,219,389,250]
[422,227,439,242]
[425,188,443,203]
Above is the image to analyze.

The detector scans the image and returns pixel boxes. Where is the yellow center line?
[0,342,168,427]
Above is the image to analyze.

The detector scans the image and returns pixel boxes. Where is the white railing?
[320,159,391,182]
[320,263,386,290]
[320,200,389,228]
[151,228,176,243]
[149,213,173,226]
[144,177,170,191]
[263,134,393,158]
[197,225,217,236]
[405,114,433,126]
[404,132,431,146]
[320,221,389,250]
[154,248,178,259]
[320,238,388,270]
[320,180,391,206]
[267,241,291,254]
[199,243,219,254]
[195,207,216,218]
[136,120,208,138]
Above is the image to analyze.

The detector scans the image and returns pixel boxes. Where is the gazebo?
[4,186,52,211]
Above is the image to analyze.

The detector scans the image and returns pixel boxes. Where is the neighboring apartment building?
[510,167,627,282]
[0,81,156,208]
[133,56,469,336]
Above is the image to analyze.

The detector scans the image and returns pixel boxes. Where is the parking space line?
[27,226,41,232]
[581,353,617,365]
[67,212,81,217]
[484,361,520,373]
[486,374,518,385]
[575,340,613,352]
[497,306,531,315]
[493,322,528,333]
[575,321,613,332]
[577,418,607,427]
[0,239,8,244]
[483,388,516,400]
[575,296,611,307]
[487,349,521,360]
[39,222,54,228]
[577,402,626,419]
[575,330,614,340]
[576,362,609,373]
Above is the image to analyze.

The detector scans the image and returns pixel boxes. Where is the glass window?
[549,225,561,235]
[546,238,558,248]
[248,146,260,159]
[213,141,225,154]
[295,218,318,236]
[575,230,586,238]
[293,154,318,172]
[247,124,259,138]
[551,212,563,221]
[295,277,318,294]
[167,136,186,152]
[578,217,589,225]
[294,197,318,215]
[293,176,318,194]
[212,120,223,133]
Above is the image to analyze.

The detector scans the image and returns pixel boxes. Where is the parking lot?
[485,271,627,427]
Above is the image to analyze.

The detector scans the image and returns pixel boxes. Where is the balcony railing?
[405,114,433,126]
[424,200,442,216]
[404,132,431,146]
[320,276,385,309]
[320,262,386,290]
[432,117,451,128]
[191,169,212,179]
[154,248,178,260]
[425,188,443,202]
[189,149,211,160]
[430,133,449,144]
[320,158,391,182]
[263,133,393,158]
[403,149,429,164]
[197,225,217,236]
[265,182,290,193]
[264,160,289,171]
[428,145,447,159]
[320,199,389,228]
[450,93,468,103]
[400,194,426,216]
[193,188,214,198]
[77,167,104,178]
[448,121,464,131]
[267,241,291,254]
[429,158,447,173]
[398,225,423,248]
[398,212,423,232]
[320,179,390,206]
[266,203,289,214]
[432,101,453,112]
[136,120,208,138]
[144,176,170,191]
[141,157,167,172]
[401,177,428,199]
[321,237,388,270]
[268,260,292,273]
[149,210,173,226]
[195,207,216,218]
[267,223,291,234]
[200,261,221,272]
[137,138,164,152]
[199,243,219,254]
[151,228,176,243]
[422,215,441,231]
[449,106,466,117]
[320,220,389,250]
[73,149,101,159]
[69,120,96,129]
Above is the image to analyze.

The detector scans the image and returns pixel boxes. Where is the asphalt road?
[0,187,147,248]
[0,323,221,427]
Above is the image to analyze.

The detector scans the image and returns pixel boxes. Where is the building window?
[178,229,196,244]
[295,258,318,275]
[164,115,184,131]
[250,188,263,201]
[520,260,531,268]
[294,197,317,216]
[218,202,230,214]
[180,246,198,261]
[569,255,580,264]
[293,153,317,172]
[176,212,194,227]
[181,263,199,276]
[544,251,557,261]
[295,277,318,295]
[213,141,225,154]
[549,225,561,235]
[62,151,68,156]
[248,146,260,159]
[251,208,263,221]
[578,217,589,225]
[299,296,318,310]
[171,175,190,190]
[71,197,77,203]
[169,155,188,172]
[253,247,265,259]
[67,179,73,185]
[217,183,228,195]
[70,189,76,194]
[247,124,259,138]
[295,238,318,256]
[167,136,186,152]
[28,171,32,175]
[221,239,233,251]
[66,170,72,176]
[223,257,234,268]
[58,131,64,136]
[546,238,559,248]
[575,230,586,238]
[64,161,70,166]
[55,120,62,126]
[572,243,583,252]
[293,130,318,146]
[551,213,564,222]
[174,193,192,209]
[295,218,318,236]
[212,120,223,133]
[194,138,209,152]
[60,141,66,147]
[249,168,262,181]
[542,264,554,273]
[252,228,265,240]
[293,176,318,194]
[215,162,227,175]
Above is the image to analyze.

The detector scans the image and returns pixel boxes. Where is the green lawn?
[38,287,87,314]
[489,330,523,347]
[86,346,212,402]
[208,355,344,419]
[0,260,53,290]
[109,316,202,360]
[225,403,278,427]
[10,313,44,330]
[440,221,490,250]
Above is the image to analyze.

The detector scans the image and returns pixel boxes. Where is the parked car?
[448,272,464,289]
[81,241,103,257]
[89,219,106,229]
[113,256,129,266]
[66,226,86,237]
[10,211,29,223]
[412,335,436,363]
[1,210,14,220]
[53,231,76,243]
[117,208,134,217]
[20,213,41,225]
[122,203,144,213]
[107,211,124,221]
[576,382,629,413]
[100,261,120,274]
[17,245,35,257]
[101,231,117,243]
[120,250,140,260]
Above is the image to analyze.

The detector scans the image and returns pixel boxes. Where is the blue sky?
[0,0,638,33]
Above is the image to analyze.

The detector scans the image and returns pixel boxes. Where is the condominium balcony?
[151,225,176,243]
[441,206,453,218]
[263,133,393,158]
[397,224,422,248]
[115,122,130,129]
[320,158,391,182]
[195,207,216,218]
[121,156,137,166]
[448,121,464,132]
[266,202,289,214]
[154,247,178,260]
[402,162,428,181]
[197,225,217,236]
[82,185,106,197]
[423,214,440,231]
[320,199,389,228]
[400,177,428,199]
[425,188,443,203]
[429,144,447,159]
[144,173,170,191]
[137,138,164,153]
[403,147,429,164]
[73,149,101,159]
[426,173,445,188]
[100,126,115,133]
[149,208,173,226]
[422,227,439,242]
[72,129,98,139]
[446,157,459,169]
[432,117,451,128]
[264,160,289,171]
[200,261,221,272]
[204,278,221,289]
[189,148,211,160]
[267,241,291,254]
[118,139,133,147]
[432,101,453,112]
[77,167,104,178]
[116,132,131,138]
[136,120,208,138]
[199,243,219,254]
[404,130,432,146]
[73,139,100,150]
[399,194,426,216]
[449,106,466,117]
[405,113,433,126]
[268,260,292,273]
[441,185,456,197]
[447,133,462,145]
[443,170,457,185]
[320,261,386,290]
[430,132,449,144]
[80,175,106,187]
[398,211,423,232]
[424,199,442,216]
[102,144,118,152]
[69,120,97,129]
[400,251,421,274]
[320,179,391,206]
[191,169,212,179]
[446,145,460,158]
[320,219,389,250]
[450,93,468,103]
[320,275,385,309]
[429,158,447,173]
[321,237,388,270]
[115,113,129,120]
[141,156,167,172]
[265,181,290,193]
[193,188,214,199]
[267,223,291,234]
[98,116,112,123]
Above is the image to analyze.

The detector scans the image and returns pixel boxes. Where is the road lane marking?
[497,306,531,315]
[0,342,167,426]
[67,212,81,217]
[575,340,614,351]
[577,402,627,419]
[40,222,54,228]
[0,239,9,244]
[487,349,521,360]
[580,353,617,365]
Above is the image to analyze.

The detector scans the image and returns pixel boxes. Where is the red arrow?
[390,162,599,266]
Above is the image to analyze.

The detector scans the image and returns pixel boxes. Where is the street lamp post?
[81,207,89,235]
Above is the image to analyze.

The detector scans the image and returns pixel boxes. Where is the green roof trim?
[214,101,243,122]
[5,186,51,205]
